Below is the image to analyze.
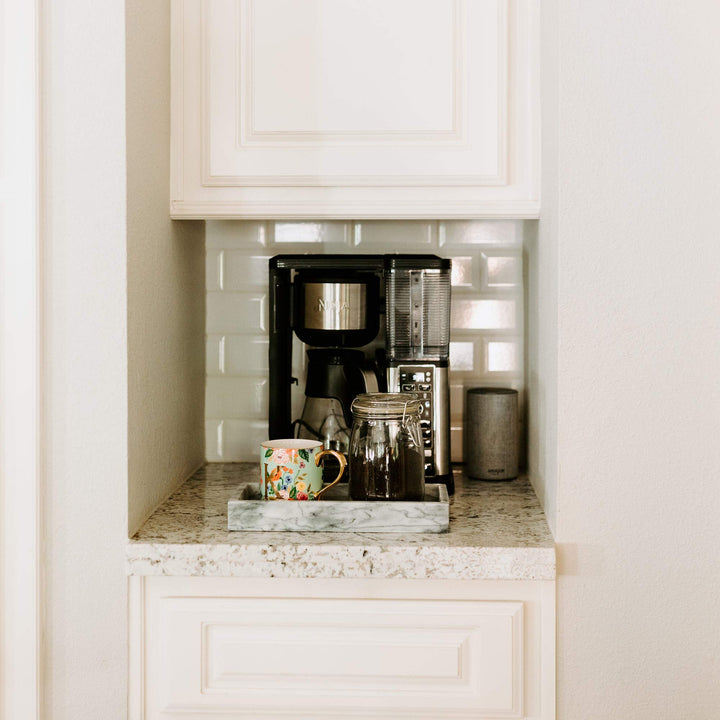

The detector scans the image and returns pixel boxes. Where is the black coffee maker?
[268,254,453,492]
[269,259,382,453]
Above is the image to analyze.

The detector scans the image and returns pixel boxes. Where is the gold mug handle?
[313,450,347,500]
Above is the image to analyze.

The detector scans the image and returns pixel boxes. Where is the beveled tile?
[206,292,266,334]
[439,220,523,247]
[222,252,271,290]
[485,339,521,373]
[206,376,268,418]
[449,340,475,372]
[206,220,268,248]
[482,250,522,289]
[206,249,223,291]
[449,255,476,288]
[271,221,351,246]
[353,220,437,248]
[205,419,268,462]
[206,335,270,376]
[451,298,517,330]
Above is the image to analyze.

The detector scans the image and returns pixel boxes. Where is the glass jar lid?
[351,392,423,420]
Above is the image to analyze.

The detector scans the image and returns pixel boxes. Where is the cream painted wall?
[544,1,720,717]
[42,1,128,718]
[126,0,205,536]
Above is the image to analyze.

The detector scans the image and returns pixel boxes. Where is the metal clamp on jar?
[348,393,425,501]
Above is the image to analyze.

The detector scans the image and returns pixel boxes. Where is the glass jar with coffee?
[348,393,425,501]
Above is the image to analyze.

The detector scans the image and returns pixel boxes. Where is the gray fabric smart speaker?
[465,388,519,480]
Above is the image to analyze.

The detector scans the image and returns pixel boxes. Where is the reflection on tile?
[206,292,266,334]
[450,256,474,287]
[439,220,523,247]
[452,299,516,330]
[206,377,268,418]
[272,222,350,245]
[449,341,474,371]
[206,220,267,248]
[484,252,521,288]
[354,221,436,248]
[205,419,268,462]
[487,341,520,372]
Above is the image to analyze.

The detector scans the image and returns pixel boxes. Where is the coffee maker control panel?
[397,365,436,475]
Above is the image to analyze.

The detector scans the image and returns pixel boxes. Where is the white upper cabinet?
[171,0,540,218]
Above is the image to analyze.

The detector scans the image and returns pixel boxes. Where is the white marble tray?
[228,483,449,533]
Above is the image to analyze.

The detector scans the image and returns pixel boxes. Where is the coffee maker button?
[402,383,414,391]
[423,439,432,447]
[420,419,430,427]
[418,383,430,391]
[422,429,432,439]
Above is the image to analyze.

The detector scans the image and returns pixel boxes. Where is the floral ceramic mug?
[261,439,346,501]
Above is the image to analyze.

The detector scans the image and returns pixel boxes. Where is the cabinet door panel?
[207,0,500,184]
[146,595,524,718]
[171,0,540,218]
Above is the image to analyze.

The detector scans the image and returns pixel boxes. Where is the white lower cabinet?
[129,576,555,719]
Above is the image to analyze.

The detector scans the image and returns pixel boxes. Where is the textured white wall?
[548,2,720,717]
[42,1,128,718]
[126,0,206,536]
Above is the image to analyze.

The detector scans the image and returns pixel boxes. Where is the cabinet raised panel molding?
[171,0,540,218]
[129,576,555,720]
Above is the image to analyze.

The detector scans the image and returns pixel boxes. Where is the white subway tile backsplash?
[486,339,521,373]
[206,292,266,334]
[449,341,475,372]
[205,219,527,462]
[206,249,223,292]
[272,221,351,246]
[439,220,523,247]
[206,220,267,248]
[353,220,437,249]
[206,377,268,418]
[205,419,268,462]
[207,335,269,375]
[222,252,271,290]
[452,298,517,330]
[449,256,476,288]
[483,250,522,289]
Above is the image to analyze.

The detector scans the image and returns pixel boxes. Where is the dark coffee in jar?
[347,393,425,501]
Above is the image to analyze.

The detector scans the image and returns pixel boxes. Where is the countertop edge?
[125,542,556,581]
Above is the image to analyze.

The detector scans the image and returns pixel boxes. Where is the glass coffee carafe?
[348,393,425,501]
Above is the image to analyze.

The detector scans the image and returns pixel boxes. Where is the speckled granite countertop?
[127,463,555,580]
